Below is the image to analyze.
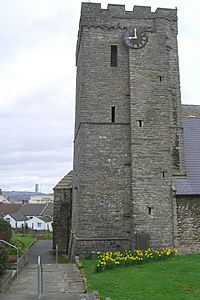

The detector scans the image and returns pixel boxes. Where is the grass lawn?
[13,231,52,248]
[37,231,52,239]
[81,254,200,300]
[13,234,36,248]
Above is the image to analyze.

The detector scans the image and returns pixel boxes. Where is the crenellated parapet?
[76,2,178,64]
[80,2,177,19]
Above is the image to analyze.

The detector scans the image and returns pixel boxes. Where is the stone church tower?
[69,3,185,256]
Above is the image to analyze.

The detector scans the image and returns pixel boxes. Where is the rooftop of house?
[37,216,52,223]
[176,105,200,195]
[41,203,53,216]
[6,213,28,221]
[0,203,22,217]
[16,203,53,217]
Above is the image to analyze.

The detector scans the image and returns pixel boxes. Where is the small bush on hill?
[8,237,25,256]
[0,218,12,242]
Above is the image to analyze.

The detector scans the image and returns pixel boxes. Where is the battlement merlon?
[75,2,178,65]
[80,2,177,19]
[77,3,177,38]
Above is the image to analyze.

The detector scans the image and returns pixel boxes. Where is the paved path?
[28,239,56,264]
[3,264,86,299]
[1,240,99,300]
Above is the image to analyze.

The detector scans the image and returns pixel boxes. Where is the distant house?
[29,195,54,204]
[2,191,48,204]
[17,203,53,219]
[26,216,53,231]
[0,189,10,204]
[4,213,27,228]
[3,202,53,231]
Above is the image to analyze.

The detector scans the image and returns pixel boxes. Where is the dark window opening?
[111,45,117,67]
[138,120,143,128]
[111,106,115,123]
[162,171,165,178]
[159,76,163,82]
[148,207,152,215]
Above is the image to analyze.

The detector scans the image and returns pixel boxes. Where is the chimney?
[35,184,39,192]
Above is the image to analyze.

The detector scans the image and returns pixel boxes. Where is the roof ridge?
[39,202,49,215]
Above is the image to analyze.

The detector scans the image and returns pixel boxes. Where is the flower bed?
[95,248,178,272]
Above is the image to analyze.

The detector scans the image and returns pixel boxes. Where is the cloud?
[0,0,199,193]
[0,34,75,108]
[0,1,78,193]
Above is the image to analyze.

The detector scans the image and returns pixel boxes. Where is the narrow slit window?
[148,207,152,215]
[137,120,143,128]
[158,76,163,82]
[111,106,115,123]
[111,45,117,67]
[162,171,165,178]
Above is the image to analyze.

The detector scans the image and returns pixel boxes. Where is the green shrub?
[8,237,25,256]
[0,218,12,242]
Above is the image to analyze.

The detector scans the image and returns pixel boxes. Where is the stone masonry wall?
[71,3,182,256]
[72,124,132,255]
[53,188,72,252]
[177,196,200,251]
[128,10,181,248]
[72,3,134,256]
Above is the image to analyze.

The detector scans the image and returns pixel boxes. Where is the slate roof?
[0,203,22,217]
[53,170,73,190]
[7,213,28,221]
[37,216,52,223]
[175,116,200,195]
[41,203,53,217]
[17,203,51,217]
[3,203,53,222]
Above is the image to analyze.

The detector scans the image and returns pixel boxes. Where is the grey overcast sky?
[0,0,199,193]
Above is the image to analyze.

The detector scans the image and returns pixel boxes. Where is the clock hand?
[127,28,137,40]
[133,28,137,39]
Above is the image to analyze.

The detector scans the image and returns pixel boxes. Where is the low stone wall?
[0,242,35,293]
[75,256,111,300]
[6,248,29,270]
[75,256,99,299]
[0,270,17,293]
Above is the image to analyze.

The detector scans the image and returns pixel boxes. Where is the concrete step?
[0,293,99,300]
[6,264,85,295]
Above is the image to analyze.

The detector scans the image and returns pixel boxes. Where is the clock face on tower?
[124,28,148,49]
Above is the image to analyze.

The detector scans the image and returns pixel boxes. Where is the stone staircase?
[1,264,99,300]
